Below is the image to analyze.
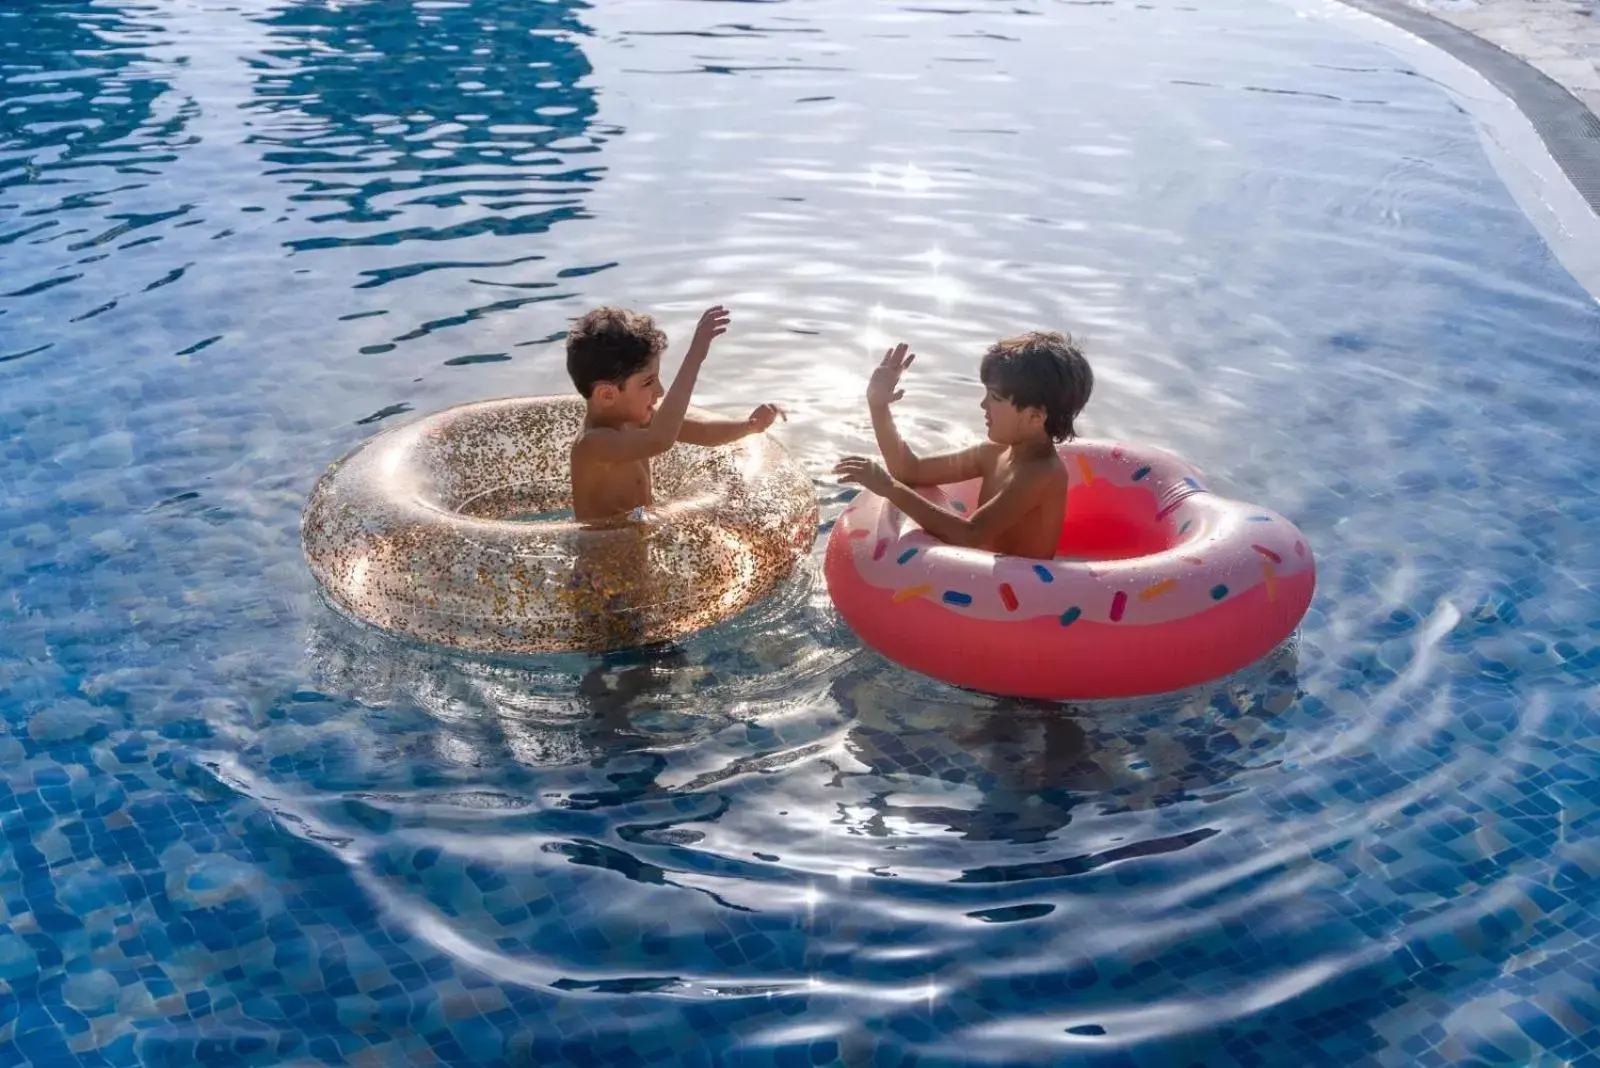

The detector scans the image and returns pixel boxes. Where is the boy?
[567,304,784,522]
[834,332,1093,560]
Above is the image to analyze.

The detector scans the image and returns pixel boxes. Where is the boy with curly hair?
[567,304,784,522]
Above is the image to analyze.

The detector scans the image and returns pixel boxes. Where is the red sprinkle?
[1180,556,1205,566]
[873,539,889,561]
[849,528,869,540]
[1294,541,1306,558]
[998,583,1019,612]
[1110,590,1128,622]
[1252,544,1282,564]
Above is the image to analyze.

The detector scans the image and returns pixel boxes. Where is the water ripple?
[3,0,1600,1063]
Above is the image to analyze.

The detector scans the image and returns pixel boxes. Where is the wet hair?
[979,331,1094,442]
[566,306,668,398]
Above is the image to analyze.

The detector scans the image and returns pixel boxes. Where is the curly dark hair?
[979,331,1093,441]
[565,306,668,397]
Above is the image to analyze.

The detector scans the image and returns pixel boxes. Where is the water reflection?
[241,0,614,359]
[0,5,189,191]
[302,567,850,777]
[830,644,1300,850]
[0,2,196,345]
[306,611,661,770]
[247,0,605,247]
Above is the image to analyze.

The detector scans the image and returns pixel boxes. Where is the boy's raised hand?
[687,305,731,361]
[866,342,915,407]
[747,403,787,432]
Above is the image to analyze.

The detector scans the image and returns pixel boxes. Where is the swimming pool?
[3,0,1600,1063]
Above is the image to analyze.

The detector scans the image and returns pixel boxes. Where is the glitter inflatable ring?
[303,395,817,653]
[824,440,1315,699]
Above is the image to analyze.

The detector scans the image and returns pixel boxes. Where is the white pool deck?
[1404,0,1600,117]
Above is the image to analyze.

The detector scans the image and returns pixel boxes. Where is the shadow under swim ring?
[824,439,1316,700]
[303,395,818,653]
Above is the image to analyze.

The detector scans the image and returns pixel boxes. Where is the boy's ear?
[593,382,620,405]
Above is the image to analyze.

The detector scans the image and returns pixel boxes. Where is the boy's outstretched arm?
[868,342,987,486]
[678,403,787,447]
[572,306,728,465]
[834,455,1050,550]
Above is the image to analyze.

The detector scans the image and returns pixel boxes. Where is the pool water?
[4,0,1600,1064]
[510,509,576,525]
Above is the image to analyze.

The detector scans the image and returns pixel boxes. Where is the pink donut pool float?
[824,440,1316,700]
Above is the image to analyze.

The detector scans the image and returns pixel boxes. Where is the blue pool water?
[4,0,1600,1064]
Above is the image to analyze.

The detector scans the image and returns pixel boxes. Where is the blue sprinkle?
[1059,606,1082,627]
[1179,520,1193,535]
[1248,515,1273,523]
[942,591,973,607]
[897,548,918,565]
[1132,466,1151,481]
[1211,585,1229,600]
[1032,565,1054,584]
[1183,476,1200,490]
[952,501,967,513]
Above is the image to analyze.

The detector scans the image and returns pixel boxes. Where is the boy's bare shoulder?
[571,424,616,460]
[971,441,1008,470]
[1017,446,1069,484]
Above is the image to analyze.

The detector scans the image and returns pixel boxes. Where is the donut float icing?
[824,439,1315,699]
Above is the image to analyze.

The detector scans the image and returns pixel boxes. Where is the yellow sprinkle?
[1261,559,1277,604]
[893,584,933,603]
[1076,454,1095,485]
[1139,578,1178,601]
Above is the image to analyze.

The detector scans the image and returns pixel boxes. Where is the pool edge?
[1334,0,1600,220]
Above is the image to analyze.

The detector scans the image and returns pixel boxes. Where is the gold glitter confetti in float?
[302,396,817,653]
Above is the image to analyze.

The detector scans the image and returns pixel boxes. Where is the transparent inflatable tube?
[303,396,818,653]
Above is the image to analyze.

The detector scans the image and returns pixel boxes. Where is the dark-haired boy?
[835,333,1093,561]
[566,305,783,523]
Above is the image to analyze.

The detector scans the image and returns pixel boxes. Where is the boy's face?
[980,387,1045,445]
[594,357,664,425]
